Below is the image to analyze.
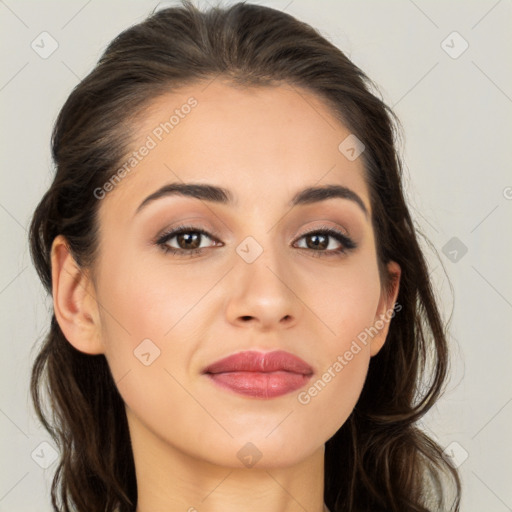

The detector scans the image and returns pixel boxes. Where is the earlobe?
[370,260,401,357]
[51,235,104,355]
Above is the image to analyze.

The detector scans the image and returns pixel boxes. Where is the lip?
[203,350,313,399]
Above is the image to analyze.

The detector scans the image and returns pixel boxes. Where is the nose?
[225,242,303,331]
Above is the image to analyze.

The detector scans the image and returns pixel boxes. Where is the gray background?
[1,0,511,510]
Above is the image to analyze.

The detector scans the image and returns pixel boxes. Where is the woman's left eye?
[155,225,356,258]
[293,228,356,257]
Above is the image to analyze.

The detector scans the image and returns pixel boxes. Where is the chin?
[203,434,322,470]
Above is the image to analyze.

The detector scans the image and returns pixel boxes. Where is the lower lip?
[206,371,312,399]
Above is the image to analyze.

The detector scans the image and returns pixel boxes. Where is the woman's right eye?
[156,225,220,257]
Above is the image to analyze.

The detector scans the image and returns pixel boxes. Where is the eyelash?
[155,224,357,258]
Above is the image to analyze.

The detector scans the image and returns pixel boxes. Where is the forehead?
[101,79,370,214]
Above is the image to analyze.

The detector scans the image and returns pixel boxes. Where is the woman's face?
[84,80,399,468]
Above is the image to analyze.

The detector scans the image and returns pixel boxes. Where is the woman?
[29,1,461,511]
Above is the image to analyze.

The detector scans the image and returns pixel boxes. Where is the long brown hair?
[29,1,461,510]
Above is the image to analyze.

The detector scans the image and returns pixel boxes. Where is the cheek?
[297,343,370,440]
[298,254,381,433]
[312,253,382,343]
[93,246,217,412]
[93,251,201,429]
[95,246,209,348]
[296,296,378,442]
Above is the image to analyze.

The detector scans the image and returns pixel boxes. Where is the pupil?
[179,232,200,249]
[308,234,327,250]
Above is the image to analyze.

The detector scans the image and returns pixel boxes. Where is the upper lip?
[203,350,313,375]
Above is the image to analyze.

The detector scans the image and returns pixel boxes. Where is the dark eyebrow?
[290,184,368,216]
[135,182,368,217]
[135,183,234,216]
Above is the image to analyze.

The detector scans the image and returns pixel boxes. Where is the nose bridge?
[226,230,301,328]
[237,230,290,293]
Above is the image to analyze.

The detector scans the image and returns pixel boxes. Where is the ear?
[369,260,401,357]
[50,235,104,355]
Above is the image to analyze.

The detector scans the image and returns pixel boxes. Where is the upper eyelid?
[295,223,350,239]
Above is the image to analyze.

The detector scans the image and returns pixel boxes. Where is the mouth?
[202,350,314,399]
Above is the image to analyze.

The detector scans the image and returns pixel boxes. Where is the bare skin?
[51,79,400,512]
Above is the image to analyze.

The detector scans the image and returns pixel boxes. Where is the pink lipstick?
[203,350,313,399]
